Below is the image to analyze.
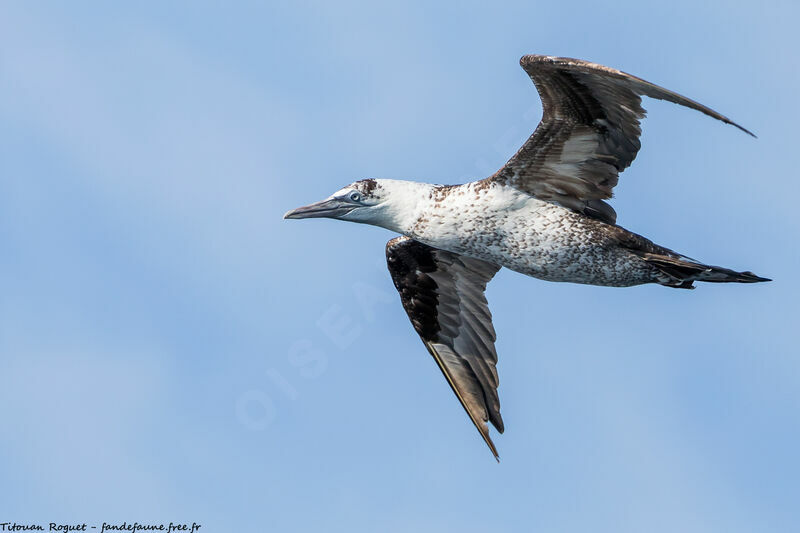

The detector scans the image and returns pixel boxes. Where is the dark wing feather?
[386,236,503,459]
[485,55,754,224]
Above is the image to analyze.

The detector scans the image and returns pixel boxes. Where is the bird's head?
[283,178,427,232]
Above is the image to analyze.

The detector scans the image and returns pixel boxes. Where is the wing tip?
[518,53,758,139]
[484,431,501,462]
[734,122,757,138]
[423,339,503,462]
[716,112,756,138]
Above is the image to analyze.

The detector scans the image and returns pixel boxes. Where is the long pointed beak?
[283,198,354,220]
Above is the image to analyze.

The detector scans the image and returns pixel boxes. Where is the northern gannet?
[284,55,769,460]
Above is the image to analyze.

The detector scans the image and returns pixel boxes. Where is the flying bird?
[284,55,769,460]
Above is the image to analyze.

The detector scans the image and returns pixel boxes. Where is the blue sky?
[1,1,799,531]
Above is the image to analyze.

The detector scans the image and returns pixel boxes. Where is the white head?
[284,179,431,233]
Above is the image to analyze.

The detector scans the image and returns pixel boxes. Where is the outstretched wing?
[386,236,503,459]
[484,55,753,224]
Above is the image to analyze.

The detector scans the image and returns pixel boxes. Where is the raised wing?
[386,236,503,459]
[484,55,754,224]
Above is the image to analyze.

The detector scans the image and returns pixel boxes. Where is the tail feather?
[637,253,771,289]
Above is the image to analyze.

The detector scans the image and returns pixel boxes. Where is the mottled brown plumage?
[284,55,769,460]
[487,55,754,225]
[386,236,502,458]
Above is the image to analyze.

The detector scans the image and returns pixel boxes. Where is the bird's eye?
[349,192,362,202]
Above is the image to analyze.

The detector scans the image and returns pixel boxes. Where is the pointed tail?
[638,253,771,289]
